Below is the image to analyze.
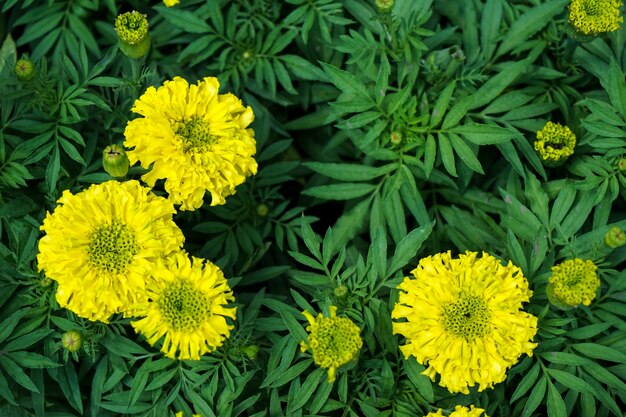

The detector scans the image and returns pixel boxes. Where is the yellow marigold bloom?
[569,0,623,36]
[392,251,538,394]
[124,76,257,210]
[548,259,600,307]
[37,180,184,322]
[301,306,363,383]
[164,0,180,6]
[534,121,576,163]
[425,405,488,417]
[175,412,201,417]
[131,252,236,360]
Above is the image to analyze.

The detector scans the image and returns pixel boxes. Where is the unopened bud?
[61,331,83,352]
[389,131,403,145]
[241,345,259,360]
[15,58,35,81]
[115,11,151,59]
[256,203,269,217]
[605,226,626,248]
[334,285,348,298]
[375,0,394,13]
[103,144,130,178]
[41,277,53,288]
[618,158,626,172]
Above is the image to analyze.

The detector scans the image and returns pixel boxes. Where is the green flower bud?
[334,285,348,298]
[389,131,403,145]
[115,11,151,59]
[41,277,53,288]
[103,144,130,178]
[241,345,259,360]
[15,58,35,81]
[618,158,626,172]
[256,203,269,217]
[61,331,83,352]
[605,226,626,248]
[375,0,394,13]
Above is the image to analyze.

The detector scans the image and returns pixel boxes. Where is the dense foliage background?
[1,0,625,416]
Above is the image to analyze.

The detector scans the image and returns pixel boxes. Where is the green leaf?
[438,133,457,176]
[605,58,626,115]
[156,6,211,33]
[511,362,540,402]
[546,379,567,417]
[547,368,594,394]
[0,356,38,392]
[288,368,324,412]
[573,343,626,362]
[321,62,370,99]
[387,222,435,276]
[451,123,519,145]
[303,183,377,200]
[522,374,547,417]
[430,81,456,128]
[281,54,326,81]
[0,309,27,344]
[449,133,483,174]
[442,95,474,129]
[496,0,568,57]
[403,358,434,402]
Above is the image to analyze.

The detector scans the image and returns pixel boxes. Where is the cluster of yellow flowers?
[568,0,624,36]
[534,121,577,164]
[38,72,258,362]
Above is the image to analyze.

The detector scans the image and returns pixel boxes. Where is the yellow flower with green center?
[392,251,538,394]
[547,259,600,307]
[425,405,488,417]
[131,252,236,360]
[124,77,257,210]
[534,121,576,163]
[37,180,184,322]
[569,0,623,35]
[300,306,363,383]
[115,11,151,59]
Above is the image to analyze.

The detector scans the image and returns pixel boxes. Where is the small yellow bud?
[103,144,130,178]
[604,226,626,248]
[256,203,269,217]
[15,58,35,81]
[389,131,403,145]
[618,158,626,172]
[375,0,394,13]
[115,11,151,59]
[334,285,348,298]
[61,331,83,352]
[241,345,259,360]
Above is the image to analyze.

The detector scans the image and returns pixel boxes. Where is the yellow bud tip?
[389,131,403,145]
[375,0,394,13]
[15,58,35,81]
[61,331,83,352]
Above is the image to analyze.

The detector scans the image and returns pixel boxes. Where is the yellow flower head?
[164,0,180,6]
[131,252,236,360]
[115,11,149,45]
[175,412,201,417]
[534,121,576,163]
[392,251,538,394]
[569,0,623,35]
[300,306,363,383]
[37,180,184,322]
[425,405,489,417]
[548,259,600,307]
[124,76,258,210]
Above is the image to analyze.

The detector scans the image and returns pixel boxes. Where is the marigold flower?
[392,251,538,394]
[175,412,201,417]
[568,0,623,36]
[301,306,363,383]
[124,76,258,210]
[131,252,236,360]
[164,0,180,6]
[534,121,576,164]
[547,259,600,307]
[425,405,488,417]
[37,180,184,322]
[115,11,151,58]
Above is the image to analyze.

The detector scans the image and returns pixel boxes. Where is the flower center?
[88,219,139,274]
[582,0,601,16]
[175,117,218,152]
[115,11,149,44]
[443,294,491,340]
[158,281,212,332]
[309,316,362,368]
